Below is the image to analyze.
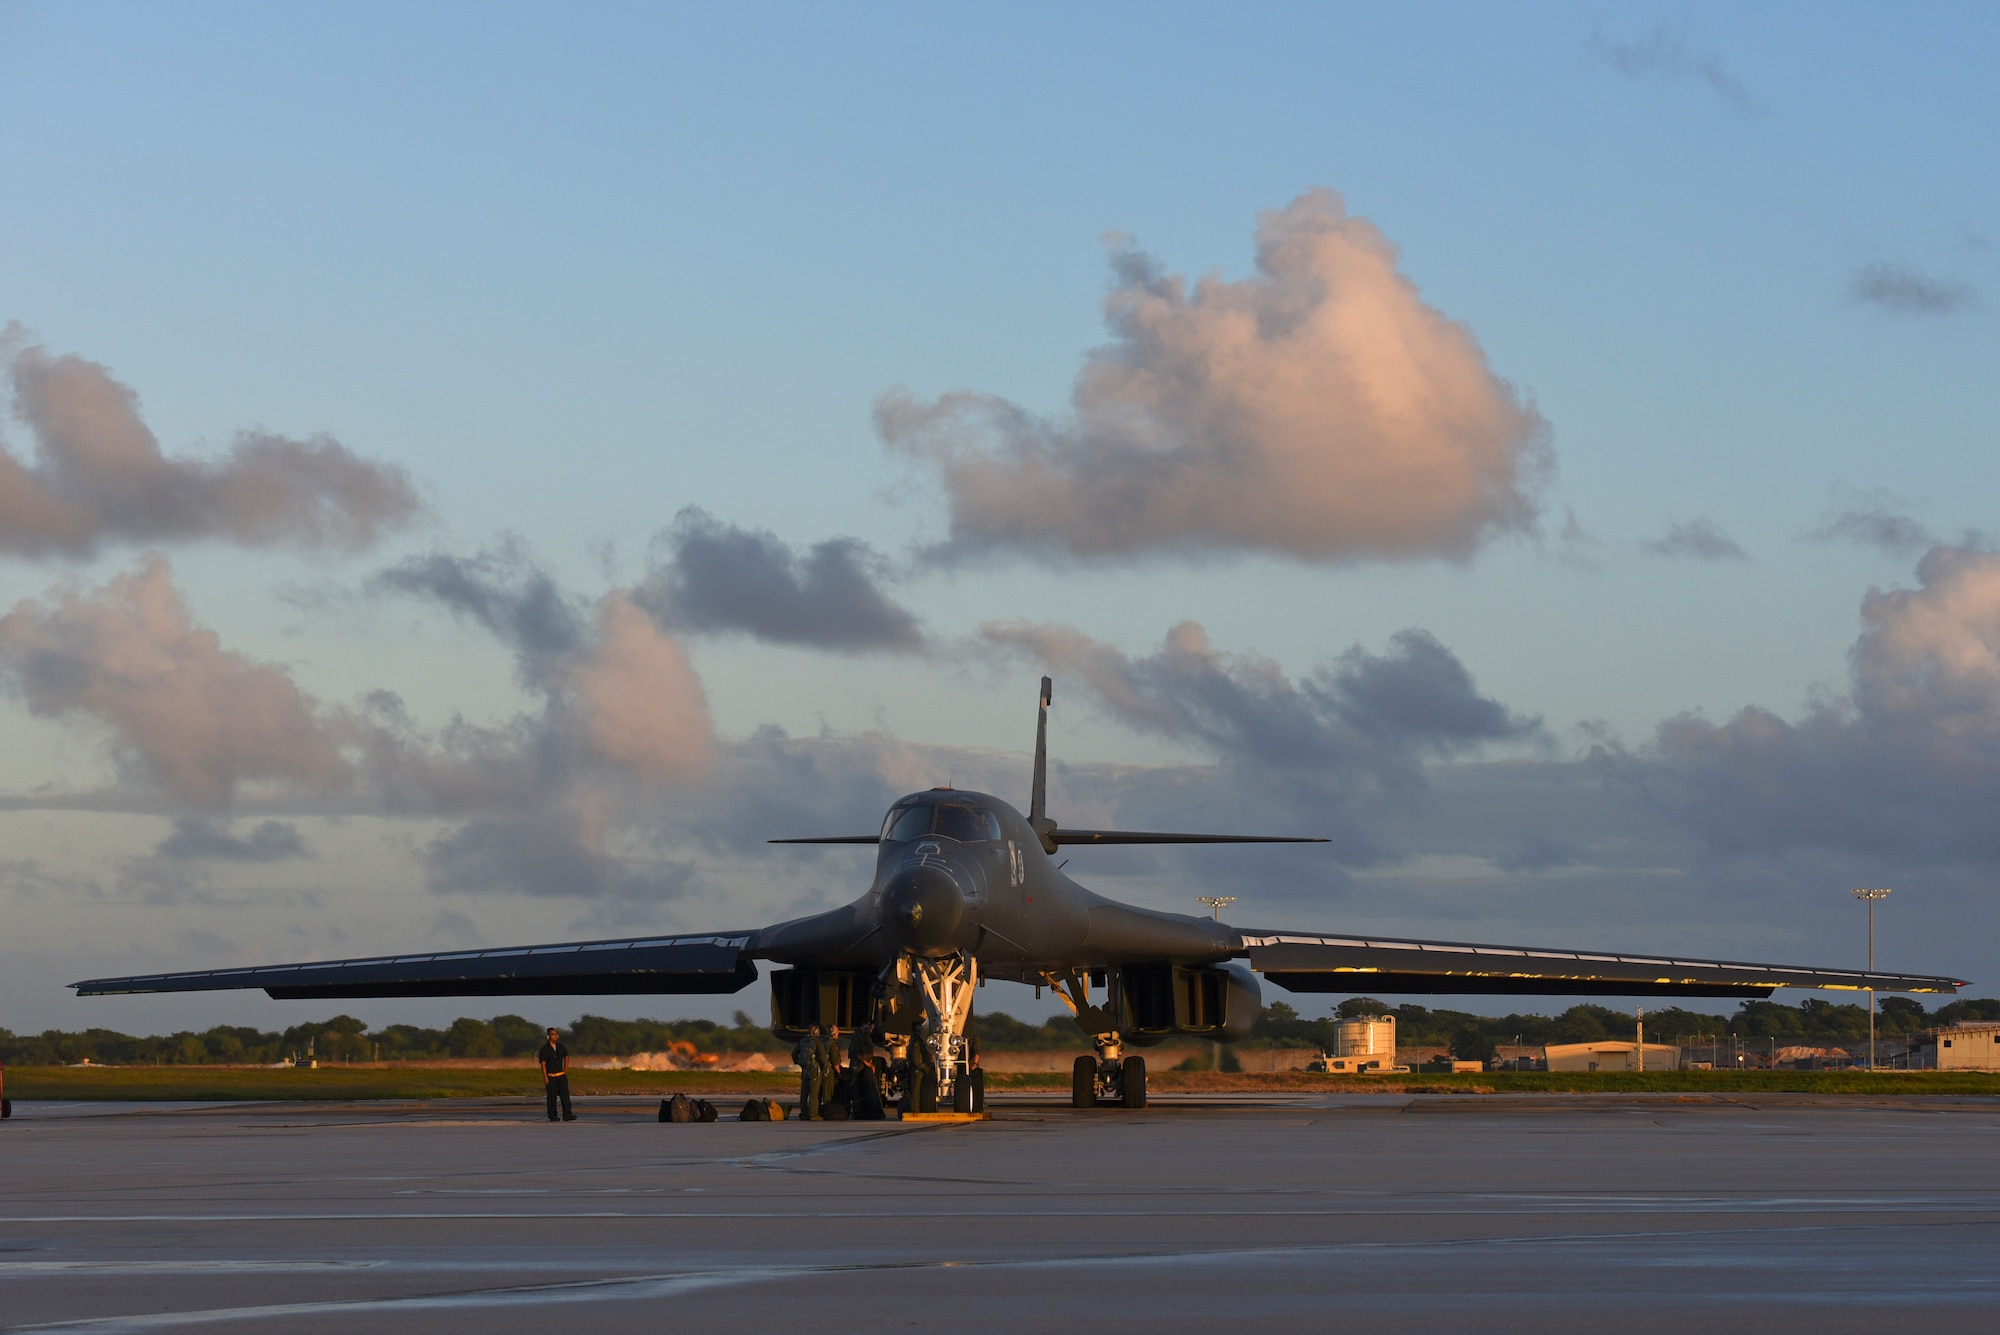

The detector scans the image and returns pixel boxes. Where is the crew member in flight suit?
[792,1024,822,1120]
[907,1018,936,1111]
[538,1027,576,1122]
[846,1025,877,1115]
[818,1025,844,1117]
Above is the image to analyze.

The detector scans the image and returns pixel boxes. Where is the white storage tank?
[1334,1014,1396,1061]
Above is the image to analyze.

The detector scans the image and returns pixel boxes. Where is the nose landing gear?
[894,951,986,1114]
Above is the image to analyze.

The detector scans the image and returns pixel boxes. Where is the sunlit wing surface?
[768,830,1328,846]
[1046,830,1329,846]
[1241,932,1965,998]
[71,933,758,1000]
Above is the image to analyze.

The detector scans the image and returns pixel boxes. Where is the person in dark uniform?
[851,1054,885,1120]
[818,1025,843,1117]
[792,1024,821,1120]
[538,1027,576,1122]
[906,1018,936,1111]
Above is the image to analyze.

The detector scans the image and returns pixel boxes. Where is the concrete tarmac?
[3,1092,1998,1332]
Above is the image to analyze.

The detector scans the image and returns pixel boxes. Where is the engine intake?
[1121,963,1260,1040]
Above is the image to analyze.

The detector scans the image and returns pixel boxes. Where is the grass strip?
[8,1066,2000,1101]
[4,1066,798,1101]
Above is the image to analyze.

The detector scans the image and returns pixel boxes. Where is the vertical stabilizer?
[1029,677,1057,853]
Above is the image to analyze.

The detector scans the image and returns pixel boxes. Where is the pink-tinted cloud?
[0,556,349,804]
[367,544,718,902]
[0,330,423,557]
[879,189,1551,562]
[568,593,713,785]
[1656,544,2000,859]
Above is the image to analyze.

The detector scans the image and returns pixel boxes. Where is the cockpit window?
[932,804,1002,843]
[883,805,933,843]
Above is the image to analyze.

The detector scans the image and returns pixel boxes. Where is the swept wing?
[1242,930,1964,999]
[71,932,758,1001]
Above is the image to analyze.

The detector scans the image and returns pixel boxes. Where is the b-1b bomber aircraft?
[75,680,1966,1110]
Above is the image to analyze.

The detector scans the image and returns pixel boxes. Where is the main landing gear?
[1044,969,1147,1110]
[1070,1049,1146,1109]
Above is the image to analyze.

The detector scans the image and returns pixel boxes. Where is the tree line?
[0,1011,781,1066]
[5,995,1995,1066]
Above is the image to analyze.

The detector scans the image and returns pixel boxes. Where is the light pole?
[1852,887,1892,1071]
[1194,898,1237,1071]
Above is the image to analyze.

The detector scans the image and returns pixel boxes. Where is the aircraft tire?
[952,1070,973,1114]
[1072,1055,1097,1109]
[969,1067,985,1113]
[915,1075,939,1114]
[1121,1056,1146,1109]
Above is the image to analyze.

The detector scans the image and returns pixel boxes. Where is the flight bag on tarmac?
[739,1098,767,1122]
[695,1099,719,1122]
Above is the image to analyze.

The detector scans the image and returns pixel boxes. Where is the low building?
[1544,1041,1680,1072]
[1910,1022,2000,1071]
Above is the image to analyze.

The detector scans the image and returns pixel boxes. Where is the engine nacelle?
[1119,962,1261,1042]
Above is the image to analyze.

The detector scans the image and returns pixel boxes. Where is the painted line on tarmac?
[16,1225,2000,1331]
[0,1262,382,1275]
[7,1199,2000,1223]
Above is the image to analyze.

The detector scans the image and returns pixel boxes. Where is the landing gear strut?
[897,951,982,1112]
[1046,970,1146,1110]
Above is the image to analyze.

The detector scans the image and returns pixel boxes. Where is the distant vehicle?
[74,680,1967,1111]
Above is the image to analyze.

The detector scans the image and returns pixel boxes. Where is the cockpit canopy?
[882,800,1004,844]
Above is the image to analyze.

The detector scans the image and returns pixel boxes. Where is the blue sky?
[1,3,1995,1034]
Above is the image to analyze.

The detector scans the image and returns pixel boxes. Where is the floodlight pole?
[1852,888,1892,1071]
[1193,898,1237,1072]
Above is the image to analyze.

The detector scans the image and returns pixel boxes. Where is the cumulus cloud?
[1644,517,1749,562]
[1848,262,1978,316]
[982,619,1537,788]
[0,331,422,558]
[634,508,923,652]
[155,817,311,862]
[0,556,350,805]
[0,547,716,905]
[1654,544,2000,860]
[1807,496,1935,556]
[568,593,713,785]
[368,541,717,900]
[1589,22,1762,115]
[372,541,588,688]
[879,189,1551,564]
[426,802,697,906]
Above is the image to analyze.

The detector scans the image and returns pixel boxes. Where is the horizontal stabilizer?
[1052,829,1328,846]
[1243,932,1965,999]
[72,933,758,1000]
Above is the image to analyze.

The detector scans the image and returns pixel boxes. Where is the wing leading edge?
[70,933,759,1001]
[1241,932,1965,999]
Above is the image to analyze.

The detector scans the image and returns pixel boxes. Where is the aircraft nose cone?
[880,862,965,951]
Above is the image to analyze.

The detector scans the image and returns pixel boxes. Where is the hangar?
[1912,1022,2000,1071]
[1544,1041,1680,1072]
